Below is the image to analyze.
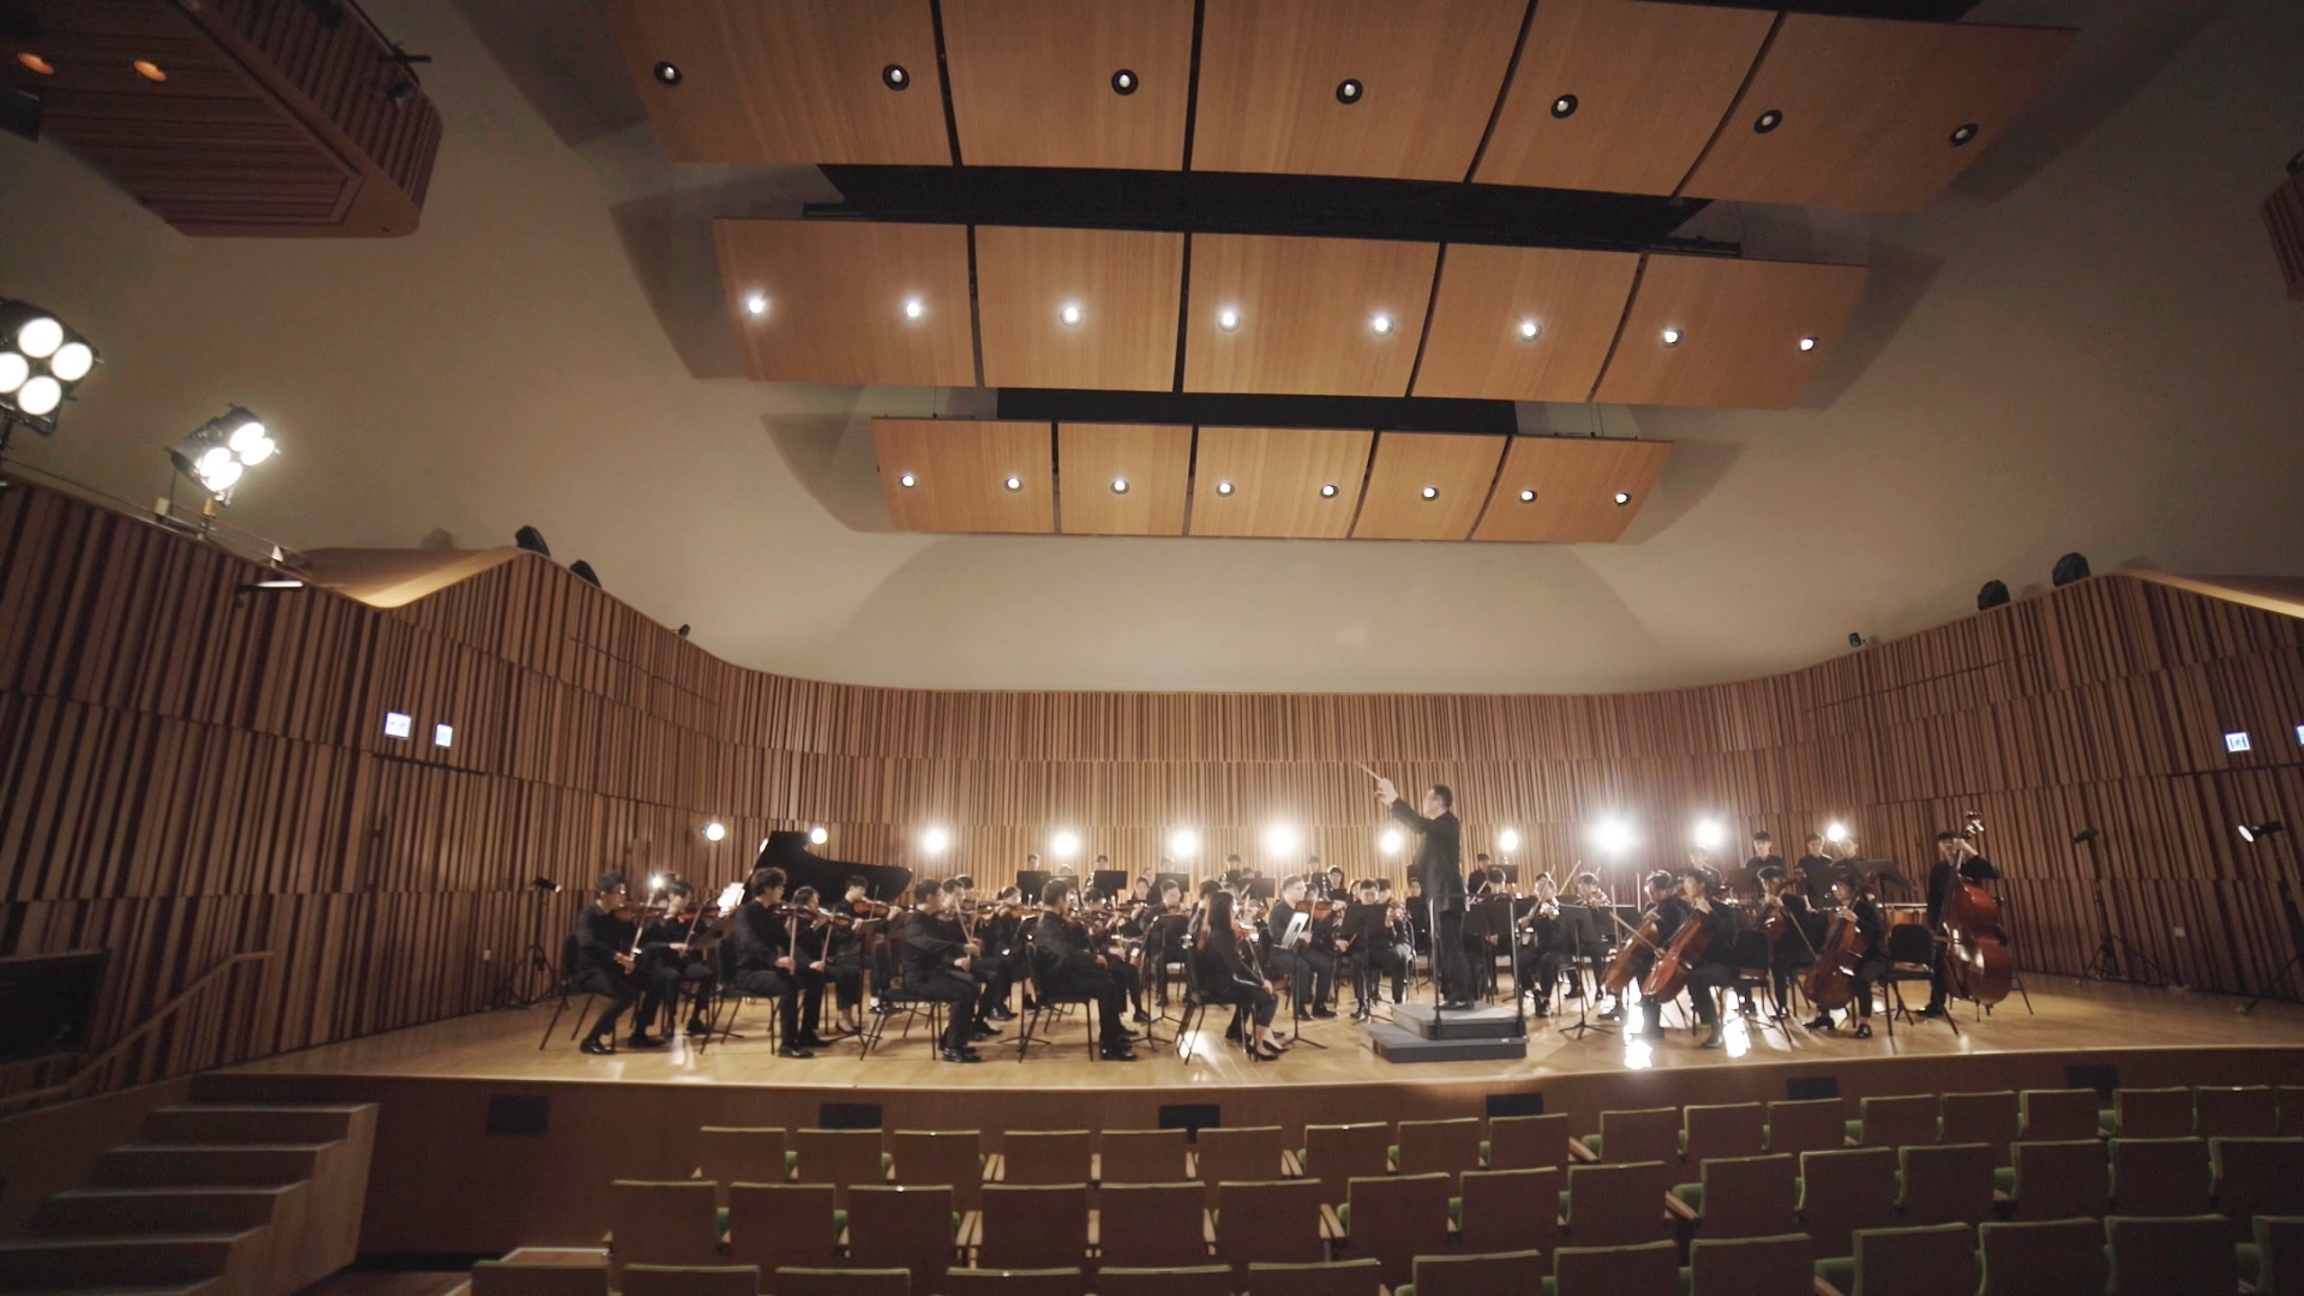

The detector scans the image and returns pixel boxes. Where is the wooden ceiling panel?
[941,0,1195,169]
[1473,0,1773,196]
[1187,427,1374,539]
[1411,246,1641,402]
[1682,15,2075,210]
[975,227,1185,392]
[1350,434,1506,542]
[715,221,976,387]
[874,420,1055,534]
[1189,0,1529,182]
[1182,235,1438,397]
[1593,256,1869,409]
[1056,424,1193,536]
[1472,437,1672,543]
[609,0,951,165]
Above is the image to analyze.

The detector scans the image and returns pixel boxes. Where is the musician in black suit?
[1377,775,1470,1008]
[1923,830,2001,1017]
[728,868,813,1059]
[1265,876,1336,1019]
[570,871,664,1055]
[900,880,982,1062]
[1033,877,1140,1061]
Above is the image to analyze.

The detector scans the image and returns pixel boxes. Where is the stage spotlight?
[1799,337,1817,352]
[1420,486,1438,500]
[1517,318,1540,341]
[1519,489,1537,502]
[1111,478,1128,494]
[1059,303,1083,328]
[921,826,950,854]
[1215,481,1234,495]
[902,297,926,320]
[702,821,727,842]
[1319,483,1338,498]
[1498,827,1521,852]
[1371,312,1394,336]
[744,293,768,317]
[2237,821,2286,843]
[1217,307,1241,332]
[1262,823,1300,856]
[1379,828,1405,855]
[1826,821,1849,842]
[809,826,829,845]
[1052,830,1082,858]
[1612,492,1631,505]
[2072,827,2099,845]
[1662,328,1682,347]
[1004,475,1023,491]
[530,876,561,893]
[1169,828,1200,859]
[1694,819,1725,849]
[649,874,665,892]
[898,472,916,488]
[569,560,600,587]
[168,407,277,503]
[1590,818,1635,855]
[515,526,551,556]
[0,300,98,440]
[2053,552,2091,586]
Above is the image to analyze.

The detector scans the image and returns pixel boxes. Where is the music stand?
[1092,869,1131,898]
[1017,870,1052,903]
[1244,876,1277,902]
[1154,871,1191,898]
[1556,903,1618,1040]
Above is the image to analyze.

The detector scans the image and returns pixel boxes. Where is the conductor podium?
[1364,1002,1528,1064]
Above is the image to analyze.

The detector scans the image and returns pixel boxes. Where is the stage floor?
[224,975,2304,1093]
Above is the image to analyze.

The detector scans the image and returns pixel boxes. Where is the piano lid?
[755,831,913,903]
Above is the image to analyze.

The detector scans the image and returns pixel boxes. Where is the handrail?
[0,951,274,1114]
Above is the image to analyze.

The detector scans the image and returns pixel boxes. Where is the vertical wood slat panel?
[1,482,2301,1099]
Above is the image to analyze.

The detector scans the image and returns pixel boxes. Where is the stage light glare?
[1612,491,1631,505]
[650,874,665,891]
[1379,828,1405,855]
[1799,336,1818,353]
[0,352,25,393]
[1518,489,1537,502]
[1111,478,1128,494]
[1319,483,1338,498]
[132,59,167,82]
[1590,818,1635,855]
[809,826,829,845]
[1420,486,1438,500]
[16,316,62,359]
[1004,475,1023,491]
[902,297,925,320]
[14,375,60,417]
[227,420,269,455]
[1051,830,1082,858]
[1370,312,1394,336]
[1826,821,1849,842]
[1169,828,1200,859]
[702,821,727,842]
[898,472,916,488]
[1499,827,1521,852]
[199,455,243,492]
[48,341,93,383]
[2238,821,2286,843]
[1518,318,1540,341]
[1059,303,1083,327]
[1694,819,1726,849]
[744,293,768,317]
[922,826,950,854]
[1662,327,1682,347]
[1217,307,1241,332]
[1262,823,1300,856]
[1216,481,1234,495]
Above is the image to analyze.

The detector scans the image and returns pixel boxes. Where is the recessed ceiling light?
[1420,486,1439,500]
[1517,318,1540,341]
[898,472,917,488]
[1518,488,1537,503]
[1004,475,1023,491]
[1216,481,1235,496]
[1111,69,1138,95]
[1336,78,1364,104]
[1949,122,1979,147]
[1613,491,1632,505]
[903,297,925,320]
[1319,483,1338,498]
[882,64,910,90]
[1798,336,1817,352]
[132,59,166,83]
[1370,313,1394,336]
[653,61,681,86]
[743,293,768,317]
[1754,109,1782,134]
[1111,478,1129,494]
[1551,94,1577,119]
[1059,303,1083,327]
[1216,307,1241,332]
[16,52,54,76]
[1661,327,1682,347]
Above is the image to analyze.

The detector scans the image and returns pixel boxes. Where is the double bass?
[1937,815,2013,1006]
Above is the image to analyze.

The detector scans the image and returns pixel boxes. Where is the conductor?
[1375,775,1471,1009]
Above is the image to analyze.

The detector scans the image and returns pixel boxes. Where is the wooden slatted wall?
[2,483,2300,1097]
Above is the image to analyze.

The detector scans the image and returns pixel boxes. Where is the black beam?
[995,388,1518,436]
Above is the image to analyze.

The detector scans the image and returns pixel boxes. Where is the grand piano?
[753,831,913,903]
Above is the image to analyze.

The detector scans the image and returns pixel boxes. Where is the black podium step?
[1365,1021,1528,1063]
[1390,1002,1524,1041]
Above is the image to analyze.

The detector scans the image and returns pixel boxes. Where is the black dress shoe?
[986,1006,1016,1021]
[777,1044,816,1059]
[1312,1006,1338,1019]
[969,1024,1000,1041]
[1700,1027,1726,1049]
[1852,1022,1873,1039]
[1918,1004,1947,1019]
[1805,1014,1835,1031]
[941,1048,983,1063]
[1101,1048,1140,1062]
[579,1037,613,1055]
[685,1019,710,1038]
[626,1033,666,1049]
[796,1033,836,1049]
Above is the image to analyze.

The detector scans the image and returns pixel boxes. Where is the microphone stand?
[2074,831,2173,990]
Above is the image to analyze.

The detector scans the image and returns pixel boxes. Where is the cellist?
[1923,829,2001,1019]
[1674,867,1749,1050]
[1806,874,1890,1039]
[1755,864,1815,1021]
[1622,870,1688,1037]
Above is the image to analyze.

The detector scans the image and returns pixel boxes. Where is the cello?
[1802,898,1864,1014]
[1937,815,2013,1006]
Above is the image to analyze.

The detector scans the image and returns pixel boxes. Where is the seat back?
[1242,1258,1382,1296]
[1458,1166,1561,1255]
[1768,1098,1847,1158]
[1091,1266,1232,1296]
[2109,1137,2210,1218]
[1195,1126,1287,1204]
[1851,1223,1977,1296]
[610,1181,722,1280]
[1001,1130,1092,1186]
[699,1128,790,1198]
[2195,1086,2279,1139]
[1683,1103,1766,1167]
[2211,1136,2304,1226]
[1566,1160,1672,1248]
[842,1185,953,1285]
[1552,1239,1680,1296]
[1858,1094,1939,1149]
[1096,1182,1208,1268]
[468,1260,608,1296]
[792,1130,885,1205]
[1939,1092,2020,1164]
[2281,1087,2304,1137]
[1301,1123,1391,1204]
[1979,1219,2107,1296]
[1688,1233,1813,1296]
[1595,1107,1682,1166]
[2113,1087,2194,1139]
[1885,923,1936,967]
[1485,1112,1570,1171]
[728,1183,839,1271]
[2106,1214,2236,1296]
[766,1268,909,1296]
[976,1183,1088,1271]
[1699,1154,1797,1239]
[1394,1117,1482,1181]
[1898,1142,1996,1227]
[1340,1172,1450,1289]
[1098,1128,1188,1186]
[1213,1179,1325,1275]
[1798,1147,1898,1258]
[620,1265,760,1296]
[938,1267,1085,1296]
[2011,1139,2110,1221]
[1408,1248,1547,1296]
[2021,1089,2105,1143]
[886,1130,982,1209]
[2255,1216,2304,1296]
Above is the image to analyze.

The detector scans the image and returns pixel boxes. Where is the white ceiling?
[2,0,2299,694]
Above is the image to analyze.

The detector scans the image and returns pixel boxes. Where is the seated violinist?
[728,867,813,1059]
[824,875,872,1036]
[1196,888,1287,1059]
[638,880,714,1040]
[1513,873,1573,1016]
[571,871,665,1055]
[1034,878,1140,1061]
[1807,875,1890,1039]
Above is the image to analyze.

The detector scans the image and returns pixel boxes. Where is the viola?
[1802,909,1863,1012]
[1937,873,2012,1005]
[1641,909,1713,1000]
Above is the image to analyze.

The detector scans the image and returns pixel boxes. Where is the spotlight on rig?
[2237,821,2286,844]
[0,300,98,446]
[168,407,277,505]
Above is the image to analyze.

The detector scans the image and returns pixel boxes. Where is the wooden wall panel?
[4,484,2303,1105]
[1470,436,1671,543]
[974,226,1184,392]
[1410,245,1640,402]
[1055,424,1193,536]
[1594,256,1870,409]
[873,420,1056,534]
[1472,0,1774,196]
[941,0,1196,170]
[1349,433,1506,541]
[1182,235,1437,397]
[715,221,977,387]
[1184,427,1375,539]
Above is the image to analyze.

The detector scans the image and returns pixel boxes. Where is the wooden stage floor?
[226,975,2304,1094]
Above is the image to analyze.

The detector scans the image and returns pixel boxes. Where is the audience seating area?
[461,1084,2304,1295]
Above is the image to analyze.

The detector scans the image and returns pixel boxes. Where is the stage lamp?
[1590,817,1635,856]
[1498,827,1521,852]
[702,821,727,842]
[2237,821,2286,843]
[808,826,829,845]
[1169,828,1200,859]
[1263,823,1301,856]
[1693,819,1726,849]
[168,407,277,503]
[0,299,98,441]
[1825,821,1849,843]
[1379,828,1405,855]
[1052,830,1082,858]
[921,826,950,854]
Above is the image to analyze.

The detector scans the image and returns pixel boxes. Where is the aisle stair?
[0,1102,376,1296]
